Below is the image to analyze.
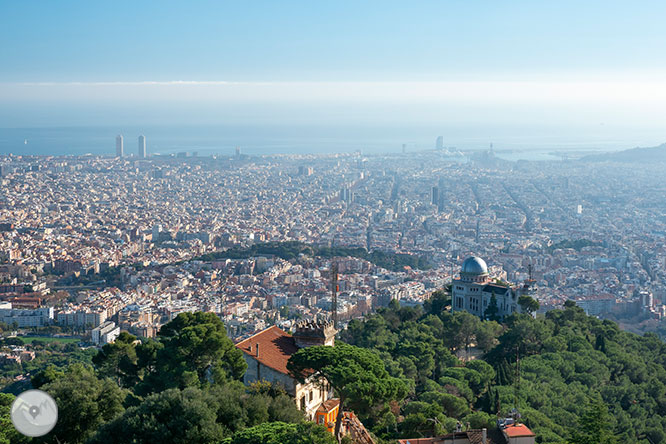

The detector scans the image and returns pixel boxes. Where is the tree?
[41,364,126,443]
[246,381,305,425]
[484,293,500,322]
[570,400,618,444]
[488,314,551,362]
[475,321,503,353]
[88,387,224,444]
[423,289,450,316]
[447,312,480,359]
[139,312,247,393]
[222,421,336,444]
[288,343,407,443]
[31,364,65,388]
[518,295,540,315]
[92,331,139,387]
[0,393,29,444]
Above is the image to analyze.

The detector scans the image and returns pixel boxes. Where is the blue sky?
[3,0,666,81]
[2,1,666,132]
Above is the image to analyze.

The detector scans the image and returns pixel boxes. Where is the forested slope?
[342,297,666,443]
[2,299,665,444]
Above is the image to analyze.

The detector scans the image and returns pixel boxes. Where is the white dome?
[461,256,488,275]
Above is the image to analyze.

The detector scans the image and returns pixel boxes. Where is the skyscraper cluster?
[115,135,147,158]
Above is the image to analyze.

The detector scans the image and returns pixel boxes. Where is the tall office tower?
[152,224,162,241]
[340,186,353,204]
[115,135,124,157]
[436,136,444,149]
[138,135,147,158]
[235,146,241,158]
[430,186,439,206]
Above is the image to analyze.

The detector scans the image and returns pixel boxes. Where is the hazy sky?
[2,0,666,131]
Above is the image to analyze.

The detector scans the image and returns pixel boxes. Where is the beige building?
[452,257,536,320]
[236,321,336,420]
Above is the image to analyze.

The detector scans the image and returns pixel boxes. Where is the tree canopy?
[5,299,666,444]
[41,364,126,444]
[0,393,28,444]
[221,421,336,444]
[288,343,407,441]
[340,295,666,443]
[92,312,247,395]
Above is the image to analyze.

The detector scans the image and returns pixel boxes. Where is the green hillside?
[2,300,664,443]
[341,296,665,443]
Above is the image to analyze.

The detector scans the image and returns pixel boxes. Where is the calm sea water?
[0,125,660,159]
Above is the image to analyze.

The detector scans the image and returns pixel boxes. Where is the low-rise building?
[0,306,53,327]
[452,257,535,319]
[92,321,120,345]
[235,321,336,420]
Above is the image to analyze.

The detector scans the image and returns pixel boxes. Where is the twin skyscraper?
[115,134,147,158]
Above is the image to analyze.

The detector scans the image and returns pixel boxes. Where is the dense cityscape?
[5,2,666,442]
[1,141,665,346]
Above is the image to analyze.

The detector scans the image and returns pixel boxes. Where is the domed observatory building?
[452,256,524,319]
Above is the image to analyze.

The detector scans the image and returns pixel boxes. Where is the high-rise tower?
[430,186,439,206]
[115,135,124,157]
[138,135,146,158]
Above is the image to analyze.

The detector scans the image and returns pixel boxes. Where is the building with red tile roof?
[235,321,336,421]
[398,424,535,444]
[502,424,536,444]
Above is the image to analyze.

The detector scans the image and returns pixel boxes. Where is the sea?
[0,125,661,161]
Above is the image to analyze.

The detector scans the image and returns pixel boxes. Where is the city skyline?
[1,3,665,443]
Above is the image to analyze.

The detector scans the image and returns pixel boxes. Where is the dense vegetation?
[0,336,95,394]
[0,312,333,444]
[3,296,666,443]
[341,296,666,443]
[288,342,408,441]
[193,241,431,271]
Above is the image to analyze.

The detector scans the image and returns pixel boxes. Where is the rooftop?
[462,256,488,275]
[316,398,340,414]
[502,424,536,438]
[235,325,299,375]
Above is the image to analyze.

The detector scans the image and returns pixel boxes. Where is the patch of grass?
[17,336,80,344]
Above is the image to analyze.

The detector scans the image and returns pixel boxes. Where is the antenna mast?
[331,262,339,329]
[515,347,521,412]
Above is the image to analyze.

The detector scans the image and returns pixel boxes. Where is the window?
[309,390,313,402]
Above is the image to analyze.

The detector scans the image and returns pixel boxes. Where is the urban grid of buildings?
[0,141,664,345]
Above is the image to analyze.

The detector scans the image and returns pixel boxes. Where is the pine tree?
[484,293,500,322]
[571,401,618,444]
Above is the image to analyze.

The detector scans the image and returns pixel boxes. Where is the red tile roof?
[503,424,535,438]
[236,325,299,375]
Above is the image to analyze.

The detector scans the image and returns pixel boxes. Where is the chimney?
[255,343,259,357]
[482,428,487,444]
